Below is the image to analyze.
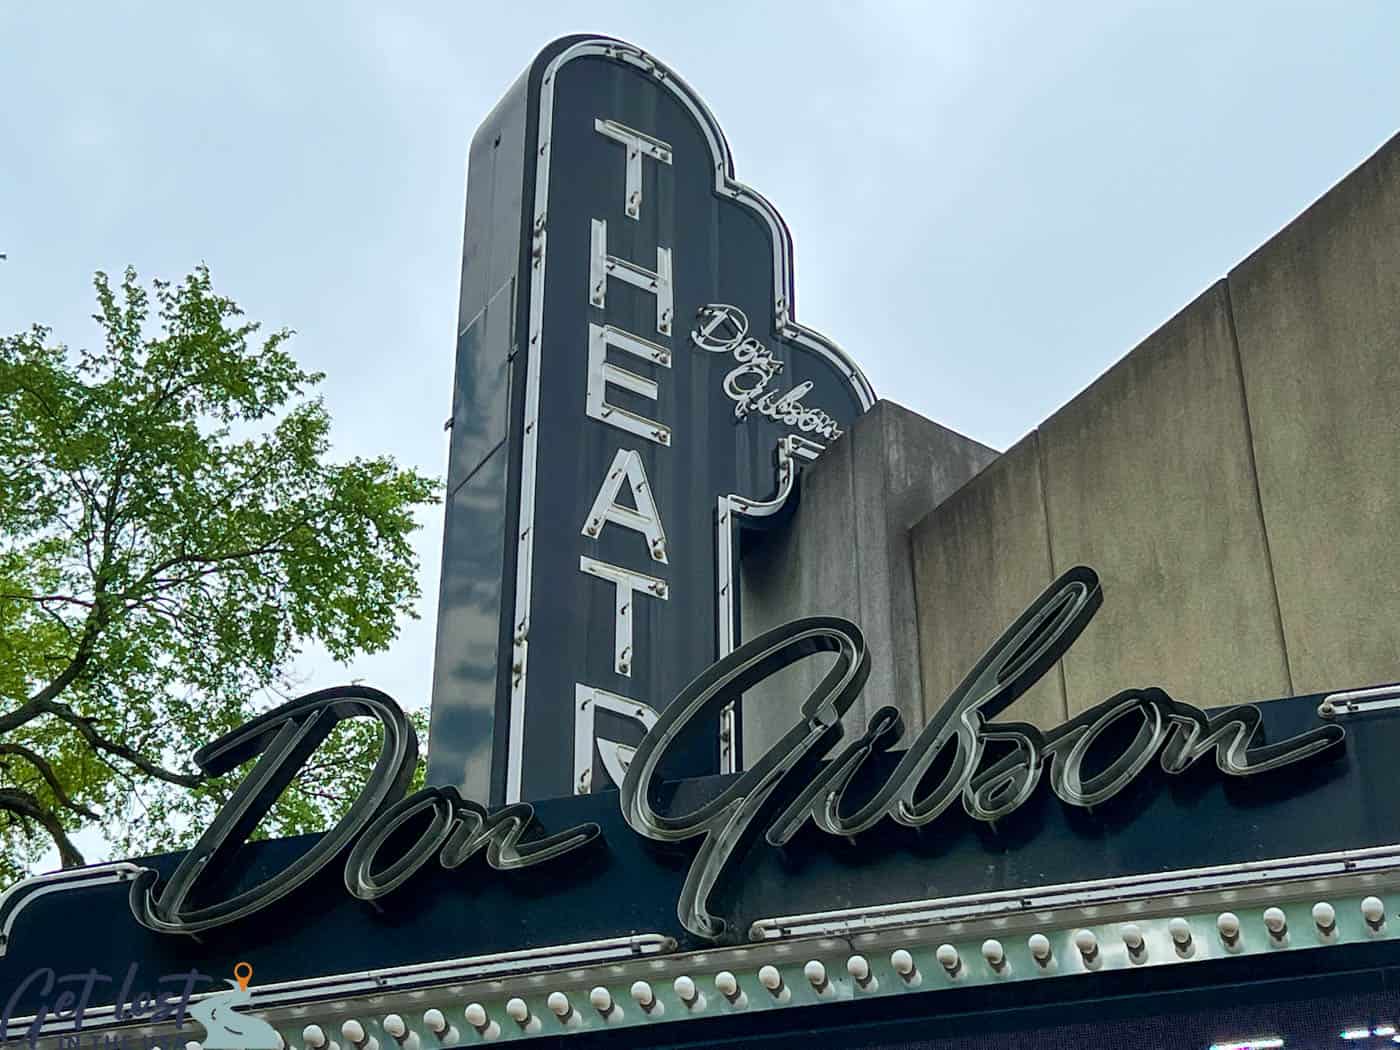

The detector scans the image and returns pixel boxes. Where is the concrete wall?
[909,129,1400,726]
[741,129,1400,747]
[1230,134,1400,697]
[910,432,1066,729]
[740,402,996,762]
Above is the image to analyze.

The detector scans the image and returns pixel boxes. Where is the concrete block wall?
[909,432,1066,728]
[910,129,1400,727]
[913,280,1291,728]
[1229,134,1400,697]
[740,402,996,763]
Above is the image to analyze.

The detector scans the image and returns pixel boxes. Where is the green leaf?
[0,267,441,886]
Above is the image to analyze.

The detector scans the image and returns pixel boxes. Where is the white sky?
[3,2,1398,863]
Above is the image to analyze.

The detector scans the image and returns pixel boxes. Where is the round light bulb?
[1263,907,1287,933]
[187,1042,202,1050]
[846,953,876,991]
[303,1027,326,1049]
[382,1017,405,1039]
[891,949,915,975]
[463,1004,487,1029]
[715,971,745,1007]
[422,1010,445,1035]
[758,965,783,990]
[589,987,612,1013]
[673,975,696,1001]
[504,999,529,1023]
[803,960,827,987]
[1217,912,1241,940]
[341,1022,365,1044]
[630,981,654,1007]
[1363,896,1386,926]
[1313,901,1336,930]
[547,992,571,1018]
[1074,929,1098,956]
[1028,933,1052,961]
[1168,917,1192,944]
[981,939,1005,967]
[936,944,959,967]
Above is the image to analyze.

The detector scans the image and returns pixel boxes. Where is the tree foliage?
[0,267,438,886]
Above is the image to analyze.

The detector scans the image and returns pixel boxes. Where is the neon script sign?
[129,567,1344,942]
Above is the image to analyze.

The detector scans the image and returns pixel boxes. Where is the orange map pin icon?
[234,962,253,991]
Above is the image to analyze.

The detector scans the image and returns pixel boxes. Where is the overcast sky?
[3,3,1398,848]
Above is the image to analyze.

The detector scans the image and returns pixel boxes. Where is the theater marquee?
[4,32,1400,1050]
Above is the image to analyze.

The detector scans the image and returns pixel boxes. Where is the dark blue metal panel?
[426,59,530,796]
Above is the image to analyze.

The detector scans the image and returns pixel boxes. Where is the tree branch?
[0,592,96,609]
[3,466,126,733]
[18,697,205,788]
[0,788,86,868]
[136,534,305,592]
[0,743,99,819]
[1,608,105,735]
[34,601,79,645]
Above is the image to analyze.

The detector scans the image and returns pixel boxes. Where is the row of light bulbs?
[172,896,1387,1048]
[290,975,755,1046]
[904,895,1387,981]
[1018,895,1384,971]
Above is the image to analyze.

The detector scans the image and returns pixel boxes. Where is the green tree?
[0,266,438,885]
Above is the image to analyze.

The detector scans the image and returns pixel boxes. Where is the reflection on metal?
[585,325,672,445]
[692,303,844,439]
[589,219,673,337]
[574,685,660,794]
[1319,683,1400,718]
[593,118,672,220]
[506,37,876,803]
[625,567,1345,940]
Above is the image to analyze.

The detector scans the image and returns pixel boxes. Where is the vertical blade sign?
[429,36,874,803]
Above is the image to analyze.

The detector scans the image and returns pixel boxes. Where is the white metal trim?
[749,841,1400,941]
[0,862,143,957]
[1320,683,1400,718]
[574,684,660,794]
[716,436,825,772]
